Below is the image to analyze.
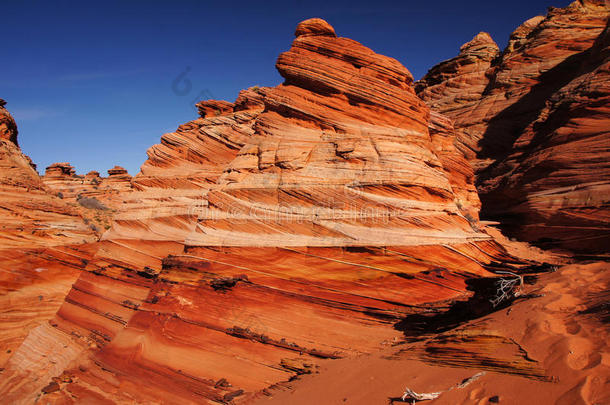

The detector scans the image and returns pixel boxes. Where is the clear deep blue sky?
[1,0,572,175]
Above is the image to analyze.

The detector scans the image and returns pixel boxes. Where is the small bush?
[77,196,108,211]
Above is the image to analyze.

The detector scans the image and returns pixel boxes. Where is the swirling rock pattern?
[0,18,543,405]
[0,102,96,375]
[416,0,610,252]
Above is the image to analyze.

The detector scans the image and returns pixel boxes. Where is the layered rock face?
[415,32,500,160]
[0,19,549,405]
[105,165,133,193]
[181,17,484,247]
[479,20,610,253]
[0,101,96,369]
[428,111,481,221]
[43,163,134,233]
[43,163,133,203]
[416,1,610,253]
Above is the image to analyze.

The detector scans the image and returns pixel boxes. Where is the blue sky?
[1,0,572,175]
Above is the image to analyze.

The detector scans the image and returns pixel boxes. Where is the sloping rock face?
[0,130,94,249]
[416,1,610,253]
[479,20,610,253]
[429,111,481,221]
[0,101,96,369]
[0,19,546,404]
[415,32,500,160]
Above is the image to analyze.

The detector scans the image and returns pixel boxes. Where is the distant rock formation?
[416,0,610,253]
[45,162,76,177]
[42,163,134,233]
[0,98,18,146]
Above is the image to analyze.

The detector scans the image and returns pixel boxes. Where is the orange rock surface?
[42,162,135,233]
[43,163,133,204]
[0,19,539,404]
[0,101,96,372]
[1,9,608,404]
[416,1,610,252]
[253,260,610,405]
[415,32,500,159]
[0,98,19,146]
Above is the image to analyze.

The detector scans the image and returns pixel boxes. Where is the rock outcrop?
[0,101,96,371]
[415,32,500,160]
[0,98,18,146]
[0,19,548,405]
[0,133,94,248]
[42,163,135,233]
[416,1,610,253]
[43,163,133,202]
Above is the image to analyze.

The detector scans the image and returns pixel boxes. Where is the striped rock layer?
[42,163,135,234]
[0,102,96,373]
[416,1,610,253]
[0,19,547,405]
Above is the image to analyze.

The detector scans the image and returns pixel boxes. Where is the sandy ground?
[251,231,609,405]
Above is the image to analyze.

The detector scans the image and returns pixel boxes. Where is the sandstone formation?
[0,101,96,371]
[0,131,94,249]
[43,163,133,203]
[253,260,610,405]
[479,20,610,253]
[429,111,481,221]
[415,32,500,160]
[43,163,134,233]
[0,18,546,404]
[3,6,607,403]
[416,0,610,253]
[0,98,19,146]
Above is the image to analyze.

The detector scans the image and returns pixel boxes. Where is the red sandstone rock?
[0,102,96,377]
[416,0,609,252]
[45,162,76,177]
[0,151,94,248]
[106,165,129,178]
[417,0,607,162]
[478,19,610,253]
[415,31,499,160]
[196,99,235,118]
[0,99,18,146]
[6,9,598,403]
[429,111,481,221]
[0,19,538,405]
[294,18,336,38]
[105,166,132,192]
[42,163,134,233]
